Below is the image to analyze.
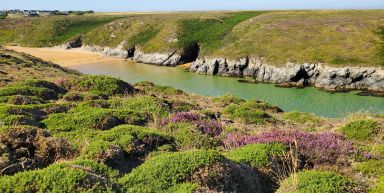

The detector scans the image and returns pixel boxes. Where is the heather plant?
[161,112,223,137]
[277,170,360,193]
[341,120,379,141]
[224,130,355,166]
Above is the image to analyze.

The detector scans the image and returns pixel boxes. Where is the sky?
[1,0,384,12]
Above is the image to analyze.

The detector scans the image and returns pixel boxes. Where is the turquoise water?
[71,60,384,118]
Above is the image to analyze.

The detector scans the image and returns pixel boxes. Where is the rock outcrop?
[133,49,181,66]
[190,57,384,93]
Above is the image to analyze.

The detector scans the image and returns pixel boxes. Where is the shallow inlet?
[70,60,384,118]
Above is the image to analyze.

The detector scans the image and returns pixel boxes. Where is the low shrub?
[283,111,324,126]
[213,95,245,107]
[355,160,384,177]
[277,170,360,193]
[0,160,120,193]
[224,130,355,166]
[118,150,223,192]
[225,143,286,168]
[65,75,134,96]
[43,105,148,132]
[0,80,65,100]
[134,81,184,95]
[223,100,280,124]
[341,120,379,141]
[162,122,222,150]
[81,125,173,160]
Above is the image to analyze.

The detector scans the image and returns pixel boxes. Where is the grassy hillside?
[1,10,384,66]
[0,15,121,47]
[1,47,384,192]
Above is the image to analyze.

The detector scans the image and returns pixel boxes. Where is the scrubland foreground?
[0,47,384,193]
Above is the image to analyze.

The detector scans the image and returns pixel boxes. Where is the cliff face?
[79,43,384,93]
[190,57,384,93]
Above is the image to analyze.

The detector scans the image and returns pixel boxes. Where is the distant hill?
[0,10,384,66]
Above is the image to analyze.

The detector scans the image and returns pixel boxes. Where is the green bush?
[166,183,200,193]
[65,75,134,96]
[0,160,120,193]
[43,105,148,132]
[213,95,245,107]
[81,124,172,159]
[355,160,384,177]
[341,120,379,141]
[283,111,324,126]
[223,100,278,124]
[225,143,286,168]
[134,81,184,95]
[118,150,223,192]
[162,122,221,150]
[0,80,65,100]
[277,170,359,193]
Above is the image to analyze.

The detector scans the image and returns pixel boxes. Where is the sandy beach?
[5,46,124,67]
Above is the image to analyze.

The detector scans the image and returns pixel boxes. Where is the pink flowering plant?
[160,112,223,137]
[224,130,356,166]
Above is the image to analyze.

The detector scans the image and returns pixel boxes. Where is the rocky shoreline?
[78,44,384,94]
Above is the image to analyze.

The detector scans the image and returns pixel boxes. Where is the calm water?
[71,60,384,118]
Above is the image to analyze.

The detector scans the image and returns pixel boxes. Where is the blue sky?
[1,0,384,11]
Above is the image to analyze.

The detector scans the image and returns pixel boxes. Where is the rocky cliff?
[190,57,384,93]
[78,43,384,93]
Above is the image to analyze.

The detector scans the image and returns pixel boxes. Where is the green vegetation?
[379,26,384,65]
[224,100,279,124]
[0,80,64,100]
[1,48,383,192]
[0,16,120,46]
[213,94,245,107]
[178,11,264,55]
[371,177,384,193]
[162,122,221,150]
[283,111,324,127]
[0,160,119,193]
[225,143,286,168]
[277,170,358,193]
[118,150,223,192]
[81,125,172,159]
[341,120,379,141]
[355,160,384,177]
[65,75,134,96]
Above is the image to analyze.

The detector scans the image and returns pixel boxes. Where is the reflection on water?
[70,60,384,118]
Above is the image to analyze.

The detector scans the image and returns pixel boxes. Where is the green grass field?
[1,10,384,66]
